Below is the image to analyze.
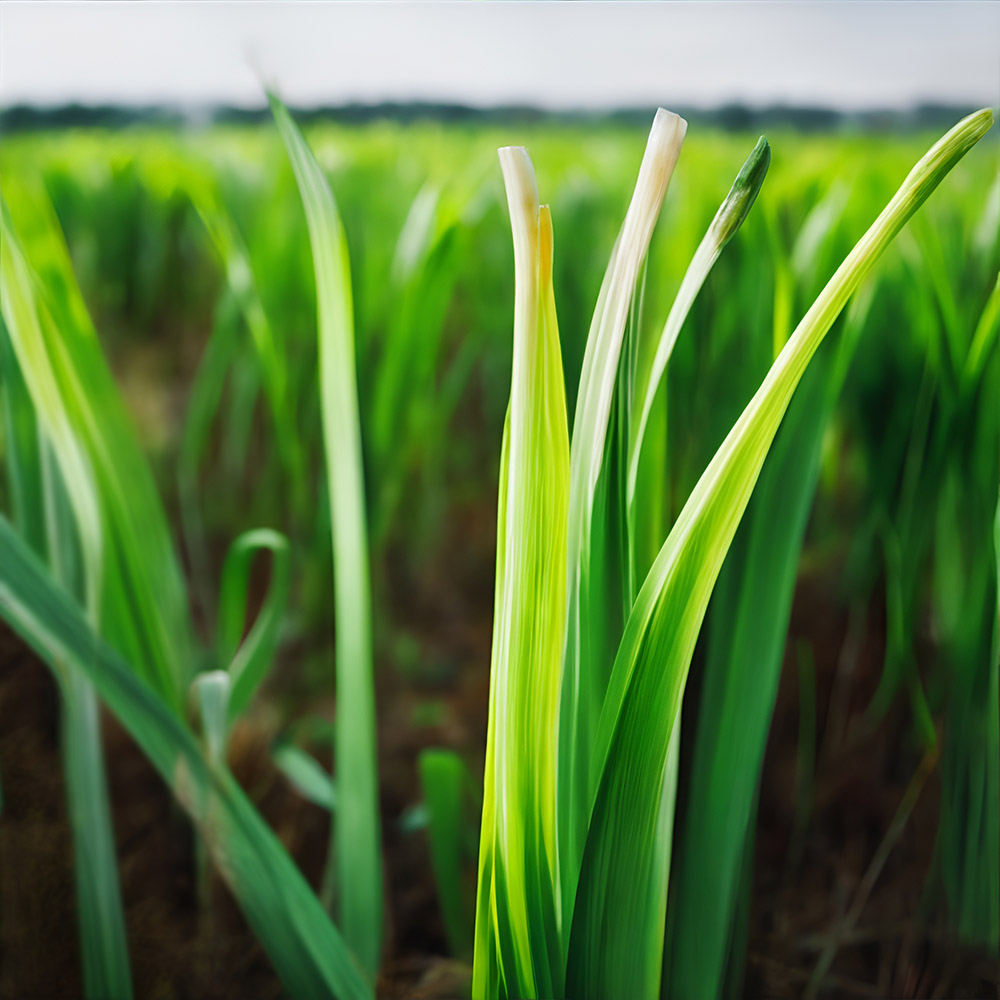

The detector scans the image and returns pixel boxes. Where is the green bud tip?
[713,135,771,249]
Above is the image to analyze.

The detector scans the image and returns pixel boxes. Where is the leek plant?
[475,107,992,999]
[0,179,295,770]
[0,107,380,995]
[0,101,439,991]
[1,177,195,1000]
[0,313,131,1000]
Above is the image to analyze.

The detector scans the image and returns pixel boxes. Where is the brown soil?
[744,569,1000,999]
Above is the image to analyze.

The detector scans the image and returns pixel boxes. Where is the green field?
[0,107,997,999]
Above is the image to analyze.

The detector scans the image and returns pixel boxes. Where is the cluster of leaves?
[474,108,995,999]
[0,98,995,1000]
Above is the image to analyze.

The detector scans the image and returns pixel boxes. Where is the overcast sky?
[2,2,999,112]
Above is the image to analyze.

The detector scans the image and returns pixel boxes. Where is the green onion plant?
[0,98,386,998]
[474,107,993,1000]
[1,93,995,1000]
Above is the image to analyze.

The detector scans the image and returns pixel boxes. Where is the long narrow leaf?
[662,210,872,1000]
[627,136,770,508]
[269,93,383,976]
[557,109,686,923]
[473,149,570,1000]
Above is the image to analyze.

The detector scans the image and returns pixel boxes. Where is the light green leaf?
[191,670,232,765]
[473,149,570,1000]
[273,741,338,812]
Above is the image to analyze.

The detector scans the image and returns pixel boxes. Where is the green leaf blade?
[557,109,687,931]
[473,149,570,1000]
[269,93,383,977]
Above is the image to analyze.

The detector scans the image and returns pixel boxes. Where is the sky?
[2,2,999,112]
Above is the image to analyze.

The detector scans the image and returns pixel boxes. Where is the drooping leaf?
[217,527,291,724]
